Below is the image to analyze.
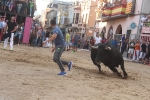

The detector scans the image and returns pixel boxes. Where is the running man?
[3,16,17,50]
[43,20,73,76]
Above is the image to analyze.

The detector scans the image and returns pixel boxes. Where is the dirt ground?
[0,43,150,100]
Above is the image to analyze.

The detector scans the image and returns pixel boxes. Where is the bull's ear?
[105,46,111,50]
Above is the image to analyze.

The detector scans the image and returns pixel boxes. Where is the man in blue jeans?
[43,20,73,76]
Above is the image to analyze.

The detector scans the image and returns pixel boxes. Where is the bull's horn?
[88,43,98,49]
[108,47,111,50]
[105,46,111,50]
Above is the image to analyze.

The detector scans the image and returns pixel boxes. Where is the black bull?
[89,42,128,79]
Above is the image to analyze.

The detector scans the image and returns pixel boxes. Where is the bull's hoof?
[118,74,122,78]
[122,77,128,79]
[123,73,128,79]
[123,75,128,79]
[99,70,104,74]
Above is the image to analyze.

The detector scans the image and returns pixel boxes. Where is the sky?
[34,0,49,15]
[35,0,74,15]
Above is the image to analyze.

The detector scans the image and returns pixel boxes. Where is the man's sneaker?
[68,62,73,71]
[9,48,13,51]
[58,71,67,76]
[3,48,6,50]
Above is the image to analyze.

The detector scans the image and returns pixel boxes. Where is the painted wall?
[107,16,140,34]
[22,17,32,44]
[142,0,150,14]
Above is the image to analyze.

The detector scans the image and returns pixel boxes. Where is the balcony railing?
[96,0,136,21]
[142,22,150,34]
[0,0,36,17]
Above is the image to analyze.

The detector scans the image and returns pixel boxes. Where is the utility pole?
[137,0,144,41]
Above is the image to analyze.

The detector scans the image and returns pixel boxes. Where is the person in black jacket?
[144,41,150,65]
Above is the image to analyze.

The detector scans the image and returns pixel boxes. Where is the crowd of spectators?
[0,0,36,17]
[28,23,52,48]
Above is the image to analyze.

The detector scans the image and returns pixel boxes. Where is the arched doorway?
[107,26,113,39]
[115,24,122,34]
[115,24,122,51]
[100,26,106,39]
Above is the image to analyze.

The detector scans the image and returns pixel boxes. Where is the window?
[73,13,76,23]
[82,14,84,22]
[53,4,58,8]
[85,14,88,23]
[76,13,79,24]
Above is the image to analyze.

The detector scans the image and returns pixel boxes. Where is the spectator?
[21,23,24,41]
[8,0,14,11]
[90,36,95,46]
[139,41,146,61]
[12,0,17,13]
[0,17,3,40]
[132,40,140,62]
[69,35,74,50]
[44,28,50,48]
[3,0,8,11]
[83,40,89,49]
[121,39,128,55]
[122,34,125,43]
[1,17,7,28]
[102,37,107,44]
[41,27,46,46]
[94,33,102,44]
[144,41,150,65]
[140,15,148,31]
[17,3,22,13]
[80,36,85,49]
[29,29,34,46]
[112,38,118,48]
[73,32,80,52]
[32,29,37,47]
[128,40,135,59]
[37,28,41,46]
[29,0,34,16]
[22,1,28,15]
[14,24,23,45]
[66,31,71,51]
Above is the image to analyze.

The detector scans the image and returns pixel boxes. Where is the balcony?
[96,0,136,21]
[141,22,150,34]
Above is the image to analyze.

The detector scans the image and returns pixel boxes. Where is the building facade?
[66,0,98,39]
[95,0,150,42]
[44,1,71,29]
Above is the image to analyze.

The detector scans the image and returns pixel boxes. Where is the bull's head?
[105,46,111,50]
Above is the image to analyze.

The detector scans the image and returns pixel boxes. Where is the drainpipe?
[137,0,144,40]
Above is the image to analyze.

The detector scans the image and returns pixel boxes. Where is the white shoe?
[9,48,13,51]
[18,44,19,46]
